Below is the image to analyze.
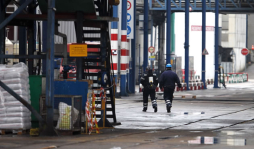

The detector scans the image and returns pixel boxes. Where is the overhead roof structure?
[137,0,254,13]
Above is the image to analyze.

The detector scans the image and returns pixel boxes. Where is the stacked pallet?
[0,63,31,133]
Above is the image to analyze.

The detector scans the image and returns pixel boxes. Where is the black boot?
[167,106,171,113]
[154,106,157,113]
[143,107,147,112]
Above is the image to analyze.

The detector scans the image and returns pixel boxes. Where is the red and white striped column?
[111,29,118,76]
[120,30,128,95]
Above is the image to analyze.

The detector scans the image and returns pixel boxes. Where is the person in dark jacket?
[141,67,158,112]
[159,64,182,113]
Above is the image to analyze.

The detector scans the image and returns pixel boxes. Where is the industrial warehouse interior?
[0,0,254,149]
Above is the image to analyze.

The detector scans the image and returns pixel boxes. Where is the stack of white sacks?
[0,63,31,130]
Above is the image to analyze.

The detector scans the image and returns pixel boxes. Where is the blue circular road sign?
[127,26,131,35]
[127,13,131,22]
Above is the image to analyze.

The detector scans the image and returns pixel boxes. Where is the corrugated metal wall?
[55,21,101,44]
[221,62,233,73]
[55,21,76,44]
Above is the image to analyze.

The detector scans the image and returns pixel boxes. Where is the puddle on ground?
[187,136,247,146]
[168,112,205,116]
[146,131,158,133]
[189,131,203,133]
[110,147,121,149]
[220,131,245,136]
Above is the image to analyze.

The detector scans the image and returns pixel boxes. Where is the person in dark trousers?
[141,67,158,112]
[159,64,182,113]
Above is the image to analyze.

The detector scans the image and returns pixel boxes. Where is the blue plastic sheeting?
[54,80,88,110]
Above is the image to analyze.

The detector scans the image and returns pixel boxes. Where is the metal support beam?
[130,0,136,93]
[0,0,5,64]
[202,0,206,89]
[143,0,149,72]
[0,55,46,58]
[246,14,248,69]
[28,1,36,75]
[214,0,219,88]
[19,0,27,63]
[44,0,57,136]
[150,18,153,68]
[120,0,128,96]
[76,12,84,80]
[246,14,248,48]
[185,0,190,90]
[42,21,47,75]
[166,0,171,64]
[151,18,153,47]
[158,25,161,77]
[0,0,33,30]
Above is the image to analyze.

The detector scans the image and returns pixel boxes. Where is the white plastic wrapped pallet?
[0,62,31,130]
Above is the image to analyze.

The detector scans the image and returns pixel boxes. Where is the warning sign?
[127,1,131,10]
[202,49,209,55]
[69,44,87,57]
[148,46,155,53]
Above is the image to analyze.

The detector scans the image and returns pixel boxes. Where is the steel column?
[246,14,248,48]
[185,0,190,90]
[166,0,171,64]
[202,0,206,89]
[120,0,128,96]
[246,14,248,71]
[42,21,47,75]
[151,18,153,47]
[76,12,84,80]
[28,1,36,75]
[143,0,149,72]
[171,13,175,54]
[150,18,153,68]
[0,1,5,64]
[130,0,136,93]
[45,0,56,135]
[214,0,219,88]
[158,25,161,77]
[19,0,27,63]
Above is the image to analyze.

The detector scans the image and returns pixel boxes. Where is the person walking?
[141,67,158,112]
[159,64,182,113]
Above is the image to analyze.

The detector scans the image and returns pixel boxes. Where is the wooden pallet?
[0,129,29,135]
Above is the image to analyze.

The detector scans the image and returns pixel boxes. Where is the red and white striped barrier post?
[111,29,118,82]
[120,30,128,96]
[190,82,193,90]
[193,82,197,90]
[197,82,201,90]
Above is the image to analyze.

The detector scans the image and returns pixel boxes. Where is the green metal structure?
[29,75,43,128]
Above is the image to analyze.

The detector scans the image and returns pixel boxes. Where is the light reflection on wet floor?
[187,131,252,147]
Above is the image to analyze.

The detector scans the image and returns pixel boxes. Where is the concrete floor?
[1,66,254,149]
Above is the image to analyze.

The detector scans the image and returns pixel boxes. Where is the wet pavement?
[1,67,254,149]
